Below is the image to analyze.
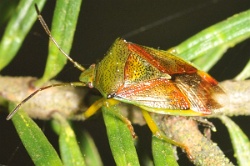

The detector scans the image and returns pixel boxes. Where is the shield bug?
[7,4,225,156]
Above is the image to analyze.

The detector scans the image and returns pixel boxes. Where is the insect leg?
[141,109,192,159]
[71,96,136,137]
[104,101,136,138]
[193,117,216,132]
[83,98,107,118]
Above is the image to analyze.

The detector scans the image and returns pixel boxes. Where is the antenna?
[34,4,85,72]
[7,5,87,120]
[6,82,86,120]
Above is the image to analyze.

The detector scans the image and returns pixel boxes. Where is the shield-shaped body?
[81,38,225,116]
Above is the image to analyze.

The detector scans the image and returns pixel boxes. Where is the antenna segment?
[34,4,85,72]
[6,82,85,120]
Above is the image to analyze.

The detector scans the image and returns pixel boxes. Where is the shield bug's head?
[79,64,95,88]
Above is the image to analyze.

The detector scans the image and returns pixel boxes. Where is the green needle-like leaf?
[52,113,86,166]
[219,116,250,166]
[102,105,140,166]
[0,0,46,71]
[174,9,250,71]
[0,0,18,27]
[192,45,227,72]
[36,0,82,86]
[76,130,103,166]
[152,136,178,166]
[8,103,63,166]
[235,59,250,80]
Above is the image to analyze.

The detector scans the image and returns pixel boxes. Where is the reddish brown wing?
[174,70,224,114]
[113,42,224,115]
[115,78,191,111]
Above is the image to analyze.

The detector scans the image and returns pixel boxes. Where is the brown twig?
[0,76,249,165]
[0,76,87,119]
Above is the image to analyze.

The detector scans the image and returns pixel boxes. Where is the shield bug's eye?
[107,93,116,99]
